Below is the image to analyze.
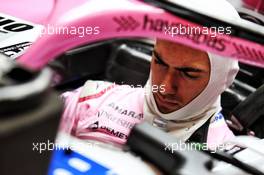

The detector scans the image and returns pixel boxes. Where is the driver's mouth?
[155,92,180,108]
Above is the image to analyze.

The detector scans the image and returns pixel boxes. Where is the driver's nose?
[160,69,178,95]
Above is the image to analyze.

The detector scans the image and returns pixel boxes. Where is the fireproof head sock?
[143,0,240,140]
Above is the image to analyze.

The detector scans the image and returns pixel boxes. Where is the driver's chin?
[157,104,181,114]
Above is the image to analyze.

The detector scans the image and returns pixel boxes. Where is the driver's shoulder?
[207,112,235,147]
[78,80,145,103]
[79,80,116,99]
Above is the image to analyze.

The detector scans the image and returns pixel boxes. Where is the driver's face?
[151,40,210,114]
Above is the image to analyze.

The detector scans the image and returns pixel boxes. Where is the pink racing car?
[0,0,264,175]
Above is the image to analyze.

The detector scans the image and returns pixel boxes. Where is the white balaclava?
[143,0,240,141]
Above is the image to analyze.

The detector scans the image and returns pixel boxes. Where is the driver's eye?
[154,57,162,65]
[181,71,199,79]
[153,54,167,67]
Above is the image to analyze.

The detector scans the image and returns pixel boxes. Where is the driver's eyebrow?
[153,50,205,73]
[153,50,169,66]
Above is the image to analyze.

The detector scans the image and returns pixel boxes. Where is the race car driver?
[59,0,240,149]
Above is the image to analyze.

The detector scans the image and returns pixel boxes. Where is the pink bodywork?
[1,0,262,69]
[0,0,87,24]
